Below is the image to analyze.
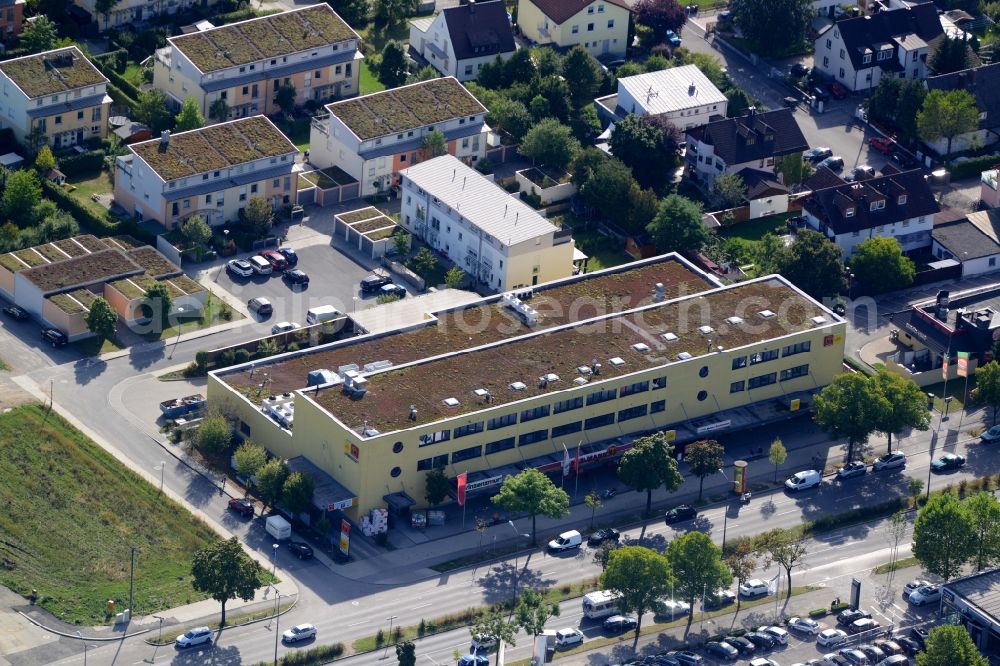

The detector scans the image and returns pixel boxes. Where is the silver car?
[873,452,906,471]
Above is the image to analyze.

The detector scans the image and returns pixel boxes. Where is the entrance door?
[602,39,610,54]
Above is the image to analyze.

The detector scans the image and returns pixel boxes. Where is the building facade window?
[521,405,551,422]
[782,341,811,357]
[587,388,617,405]
[485,437,515,454]
[780,364,810,381]
[585,413,615,430]
[650,400,666,413]
[417,454,449,471]
[732,356,748,370]
[619,380,649,396]
[748,372,777,389]
[618,405,648,422]
[419,429,451,446]
[453,421,484,438]
[488,413,517,430]
[452,445,482,463]
[750,349,779,365]
[652,376,667,390]
[552,421,583,437]
[554,396,584,413]
[519,429,548,446]
[730,380,745,393]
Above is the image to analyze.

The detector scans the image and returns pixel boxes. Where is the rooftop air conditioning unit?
[632,343,650,353]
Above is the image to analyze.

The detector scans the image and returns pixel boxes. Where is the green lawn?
[718,211,795,242]
[924,378,974,414]
[122,63,144,88]
[358,19,416,53]
[273,117,311,152]
[360,65,386,95]
[73,335,125,357]
[549,212,630,273]
[0,404,222,625]
[65,168,113,218]
[152,293,243,342]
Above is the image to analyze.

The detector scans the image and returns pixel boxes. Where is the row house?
[408,0,516,82]
[73,0,221,31]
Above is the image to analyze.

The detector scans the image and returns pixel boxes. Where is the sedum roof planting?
[170,5,357,73]
[131,116,296,182]
[0,47,107,99]
[21,249,142,293]
[327,77,486,140]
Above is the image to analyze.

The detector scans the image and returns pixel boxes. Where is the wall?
[515,170,577,205]
[0,264,14,299]
[749,194,789,220]
[156,234,183,267]
[925,129,997,157]
[41,299,89,340]
[504,237,575,290]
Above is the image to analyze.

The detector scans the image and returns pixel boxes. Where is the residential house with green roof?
[114,115,298,229]
[0,46,110,149]
[152,5,362,121]
[309,76,489,197]
[74,0,224,31]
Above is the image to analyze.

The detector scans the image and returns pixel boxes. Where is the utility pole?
[129,546,137,618]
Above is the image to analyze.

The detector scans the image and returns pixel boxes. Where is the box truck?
[265,515,291,540]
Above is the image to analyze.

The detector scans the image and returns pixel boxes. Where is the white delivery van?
[306,305,340,325]
[265,515,291,540]
[547,530,582,552]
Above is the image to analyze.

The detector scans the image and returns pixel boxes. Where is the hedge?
[41,178,119,237]
[107,82,139,113]
[948,153,1000,180]
[59,151,106,178]
[92,48,129,74]
[102,67,143,102]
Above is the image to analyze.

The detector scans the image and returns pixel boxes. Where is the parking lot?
[212,242,412,329]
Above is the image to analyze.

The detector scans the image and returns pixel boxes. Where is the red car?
[828,81,848,99]
[228,498,255,517]
[259,249,288,271]
[869,136,896,154]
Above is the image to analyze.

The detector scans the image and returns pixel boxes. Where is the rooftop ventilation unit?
[577,365,593,376]
[409,405,418,420]
[759,310,776,319]
[363,360,393,372]
[811,316,828,325]
[351,375,368,396]
[698,326,714,335]
[501,292,538,326]
[363,426,380,437]
[653,282,666,302]
[473,388,492,402]
[725,316,744,325]
[542,373,560,383]
[662,332,678,342]
[677,352,693,360]
[573,377,589,386]
[442,397,460,408]
[632,343,650,353]
[609,357,625,367]
[509,381,527,391]
[342,369,359,390]
[339,363,360,375]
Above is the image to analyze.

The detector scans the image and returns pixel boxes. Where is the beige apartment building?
[153,5,362,121]
[114,116,298,229]
[517,0,631,58]
[0,46,110,149]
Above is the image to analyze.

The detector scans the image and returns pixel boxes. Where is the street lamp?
[154,461,165,493]
[507,521,531,608]
[352,296,359,313]
[167,306,186,359]
[75,632,94,666]
[383,615,398,657]
[147,615,165,664]
[273,592,288,666]
[271,543,279,575]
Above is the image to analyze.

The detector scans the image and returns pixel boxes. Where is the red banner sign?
[457,472,467,507]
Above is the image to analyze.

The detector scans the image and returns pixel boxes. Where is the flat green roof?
[0,47,107,99]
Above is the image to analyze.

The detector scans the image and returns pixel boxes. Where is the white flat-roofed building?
[594,64,728,129]
[399,154,575,291]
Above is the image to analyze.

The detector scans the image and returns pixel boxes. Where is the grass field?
[154,293,242,342]
[360,65,386,95]
[274,117,311,152]
[549,212,630,272]
[0,404,221,625]
[717,212,795,242]
[66,168,113,218]
[73,335,124,357]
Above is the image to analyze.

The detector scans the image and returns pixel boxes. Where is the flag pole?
[574,441,581,498]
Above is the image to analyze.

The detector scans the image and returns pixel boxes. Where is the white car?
[786,469,822,491]
[282,623,317,643]
[175,626,212,648]
[739,578,769,598]
[471,634,497,652]
[656,599,691,617]
[749,659,780,666]
[554,628,584,648]
[271,321,301,334]
[902,579,931,600]
[763,625,789,644]
[817,628,848,647]
[873,451,906,471]
[908,584,942,606]
[226,259,254,278]
[788,616,822,635]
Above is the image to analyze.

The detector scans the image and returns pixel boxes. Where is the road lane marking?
[411,603,432,610]
[348,620,368,627]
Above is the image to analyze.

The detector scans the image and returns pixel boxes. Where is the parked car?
[819,156,846,172]
[788,616,822,634]
[763,626,789,645]
[650,653,682,666]
[981,425,1000,442]
[869,136,896,154]
[739,579,769,598]
[282,269,310,288]
[829,81,849,99]
[361,271,393,293]
[380,283,407,299]
[791,63,810,77]
[471,635,496,652]
[724,636,756,656]
[226,258,254,278]
[902,580,930,600]
[41,328,68,347]
[896,636,921,655]
[748,659,780,666]
[603,615,638,633]
[812,86,831,102]
[278,246,298,267]
[845,165,875,182]
[458,655,490,666]
[783,96,799,108]
[260,249,288,271]
[673,651,703,665]
[287,541,314,560]
[837,461,867,480]
[554,628,584,648]
[890,150,917,169]
[248,297,273,317]
[227,498,254,517]
[705,641,738,661]
[859,645,887,663]
[786,470,822,491]
[703,589,737,610]
[176,626,213,648]
[873,640,904,656]
[665,504,697,523]
[838,608,872,627]
[873,452,906,471]
[849,617,880,635]
[282,623,317,643]
[2,305,29,320]
[745,631,776,650]
[548,530,582,552]
[931,453,965,472]
[822,654,850,666]
[588,527,621,546]
[656,599,691,617]
[804,146,833,163]
[271,321,300,334]
[818,629,849,647]
[248,255,273,275]
[909,627,929,648]
[838,648,869,665]
[665,30,682,47]
[907,585,941,606]
[876,656,910,666]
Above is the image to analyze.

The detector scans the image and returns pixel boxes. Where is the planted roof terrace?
[0,47,107,99]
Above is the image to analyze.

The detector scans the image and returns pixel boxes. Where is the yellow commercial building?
[517,0,632,58]
[207,255,846,523]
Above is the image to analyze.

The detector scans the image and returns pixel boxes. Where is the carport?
[297,166,360,206]
[333,207,408,260]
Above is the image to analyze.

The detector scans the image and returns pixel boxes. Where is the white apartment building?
[408,0,516,82]
[594,64,728,129]
[399,154,576,291]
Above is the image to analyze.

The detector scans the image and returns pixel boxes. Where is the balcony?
[553,226,573,245]
[311,114,329,137]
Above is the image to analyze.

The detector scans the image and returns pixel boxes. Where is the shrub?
[217,349,236,367]
[375,629,384,647]
[286,342,300,352]
[959,479,968,496]
[830,601,851,612]
[233,348,251,364]
[59,151,106,178]
[182,361,202,377]
[274,642,345,665]
[949,153,1000,180]
[808,608,828,618]
[418,619,426,637]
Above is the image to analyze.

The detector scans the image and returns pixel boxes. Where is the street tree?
[768,438,787,482]
[515,588,560,636]
[617,431,683,515]
[191,536,263,626]
[194,411,231,455]
[712,173,748,209]
[561,47,602,109]
[4,169,41,224]
[601,545,673,642]
[444,266,465,289]
[850,237,916,294]
[20,16,57,53]
[917,625,988,666]
[275,83,297,118]
[85,297,118,344]
[244,196,274,238]
[724,538,757,614]
[143,282,172,332]
[885,510,910,577]
[918,88,979,158]
[396,641,417,666]
[209,98,230,123]
[684,439,724,501]
[256,458,290,511]
[174,97,205,131]
[908,479,925,506]
[757,529,807,598]
[233,441,267,486]
[379,41,409,88]
[372,0,414,25]
[667,532,732,628]
[182,215,212,247]
[135,90,173,132]
[584,491,603,530]
[329,0,369,25]
[491,468,569,543]
[966,492,1000,572]
[633,0,686,42]
[421,129,448,159]
[281,471,315,515]
[813,372,888,461]
[972,361,1000,425]
[913,492,975,580]
[593,540,619,570]
[647,194,707,255]
[424,465,451,507]
[34,145,56,173]
[773,229,847,299]
[730,0,811,56]
[871,369,930,453]
[520,118,580,170]
[470,611,517,666]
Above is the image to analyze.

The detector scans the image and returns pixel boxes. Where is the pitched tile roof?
[0,47,107,99]
[443,0,516,61]
[169,5,357,74]
[735,167,789,199]
[802,168,939,235]
[130,116,296,182]
[832,3,941,72]
[926,62,1000,130]
[803,165,847,191]
[525,0,630,24]
[326,77,486,140]
[685,108,807,166]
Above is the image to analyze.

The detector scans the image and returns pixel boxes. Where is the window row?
[730,364,809,393]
